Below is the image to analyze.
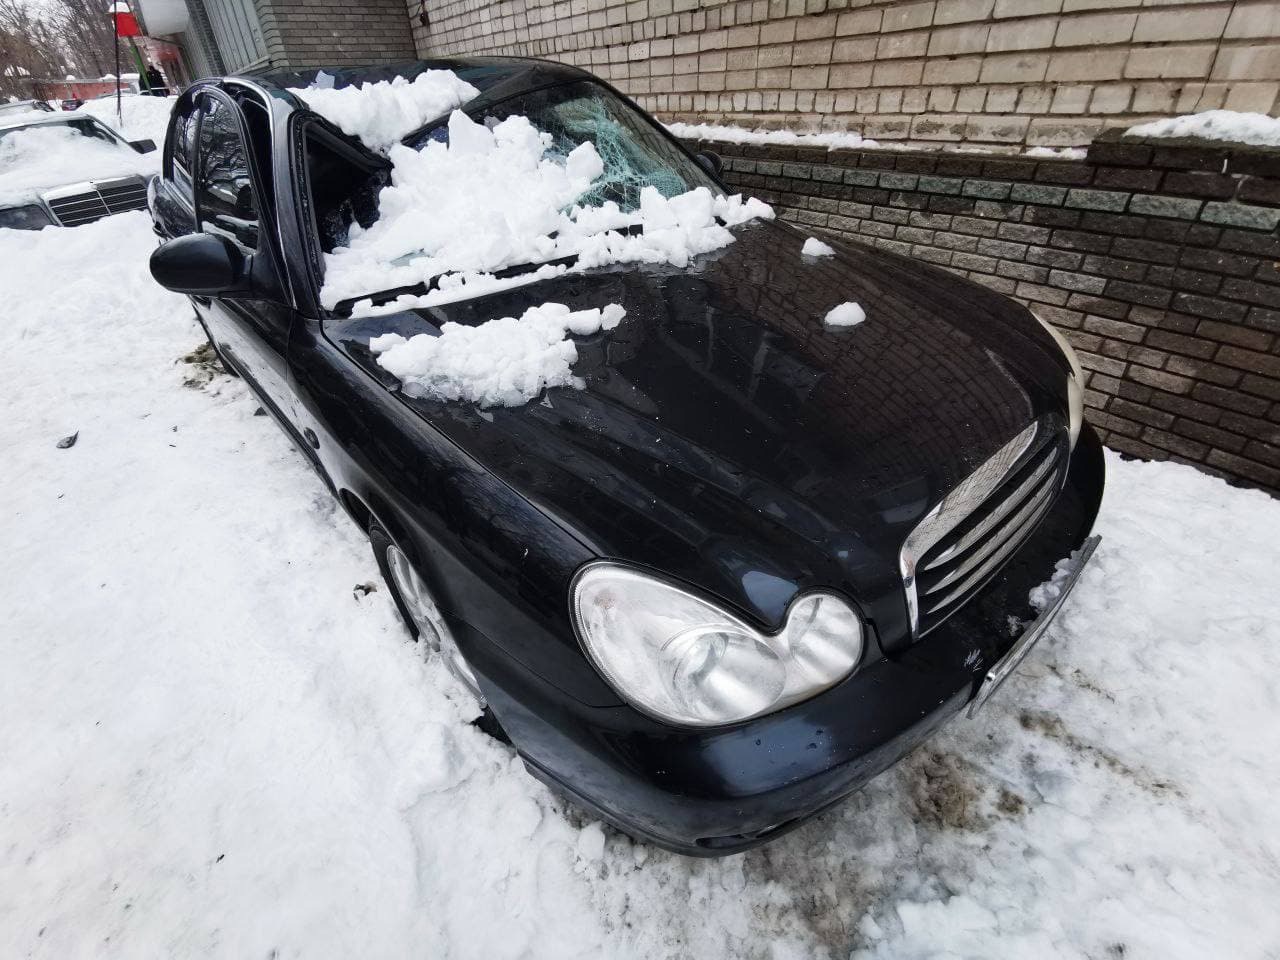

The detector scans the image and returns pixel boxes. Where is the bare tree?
[46,0,117,78]
[0,0,67,99]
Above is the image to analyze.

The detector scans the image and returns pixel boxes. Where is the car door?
[190,89,298,425]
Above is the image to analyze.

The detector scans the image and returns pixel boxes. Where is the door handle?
[303,427,320,449]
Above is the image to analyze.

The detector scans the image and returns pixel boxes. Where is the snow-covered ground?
[3,188,1280,960]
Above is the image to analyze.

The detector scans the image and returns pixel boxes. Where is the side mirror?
[695,150,723,177]
[130,138,157,154]
[150,233,254,297]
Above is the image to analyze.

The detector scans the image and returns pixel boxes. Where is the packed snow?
[668,121,1091,158]
[0,121,156,205]
[802,236,835,257]
[320,108,773,316]
[3,146,1280,959]
[824,300,866,327]
[78,93,175,144]
[1125,109,1280,147]
[289,71,479,153]
[666,120,880,151]
[370,301,626,407]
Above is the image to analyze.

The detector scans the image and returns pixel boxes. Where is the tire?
[369,520,508,743]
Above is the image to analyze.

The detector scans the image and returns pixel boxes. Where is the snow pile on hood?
[369,301,625,407]
[802,236,835,257]
[321,109,773,315]
[824,301,866,327]
[78,94,175,145]
[0,124,155,205]
[290,72,480,154]
[1125,110,1280,147]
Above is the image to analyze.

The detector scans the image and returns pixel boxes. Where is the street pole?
[113,16,121,123]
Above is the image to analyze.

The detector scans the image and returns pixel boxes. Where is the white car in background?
[0,112,156,230]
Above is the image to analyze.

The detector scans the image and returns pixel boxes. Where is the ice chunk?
[802,237,835,257]
[824,301,866,327]
[369,301,627,407]
[289,71,479,154]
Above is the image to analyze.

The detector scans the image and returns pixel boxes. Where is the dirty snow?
[824,300,866,327]
[370,301,625,407]
[322,109,773,315]
[289,72,479,154]
[802,236,835,257]
[1125,109,1280,147]
[2,220,1280,958]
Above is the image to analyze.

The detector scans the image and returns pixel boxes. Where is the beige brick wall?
[410,0,1280,150]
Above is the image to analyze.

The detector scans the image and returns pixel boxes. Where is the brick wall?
[257,0,417,69]
[413,0,1280,150]
[677,129,1280,493]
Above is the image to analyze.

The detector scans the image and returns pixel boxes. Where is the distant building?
[136,0,416,78]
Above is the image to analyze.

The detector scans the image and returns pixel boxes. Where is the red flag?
[110,2,140,37]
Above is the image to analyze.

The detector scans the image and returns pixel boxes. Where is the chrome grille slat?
[922,494,1055,615]
[922,478,1056,596]
[900,419,1066,638]
[922,453,1057,572]
[44,177,146,226]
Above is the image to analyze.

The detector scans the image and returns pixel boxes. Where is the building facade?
[414,0,1280,151]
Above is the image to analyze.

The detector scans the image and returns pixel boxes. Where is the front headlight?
[1030,306,1085,450]
[0,204,54,230]
[572,563,865,726]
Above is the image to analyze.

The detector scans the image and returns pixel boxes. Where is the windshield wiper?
[331,222,646,318]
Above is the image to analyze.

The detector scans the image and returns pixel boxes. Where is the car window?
[196,96,258,250]
[170,100,198,185]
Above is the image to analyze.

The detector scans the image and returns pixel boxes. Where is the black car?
[146,58,1104,856]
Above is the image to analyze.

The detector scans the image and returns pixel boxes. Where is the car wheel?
[369,520,508,742]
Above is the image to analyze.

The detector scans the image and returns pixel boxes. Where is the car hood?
[328,219,1072,640]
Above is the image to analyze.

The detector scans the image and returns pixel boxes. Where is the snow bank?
[1125,109,1280,147]
[79,93,175,145]
[802,236,835,257]
[668,121,1090,159]
[3,210,1280,959]
[0,124,156,205]
[321,109,773,315]
[289,71,479,154]
[666,120,879,151]
[824,300,865,327]
[370,301,625,407]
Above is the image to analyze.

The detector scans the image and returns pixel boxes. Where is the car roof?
[0,112,107,132]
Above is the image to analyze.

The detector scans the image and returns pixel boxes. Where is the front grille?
[45,178,147,226]
[900,420,1067,637]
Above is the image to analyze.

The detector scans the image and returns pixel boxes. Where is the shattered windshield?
[312,73,772,317]
[418,81,720,213]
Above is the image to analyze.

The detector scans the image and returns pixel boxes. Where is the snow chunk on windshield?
[0,124,155,205]
[802,237,835,257]
[370,301,626,407]
[1125,110,1280,147]
[321,108,774,315]
[290,72,480,154]
[824,301,866,327]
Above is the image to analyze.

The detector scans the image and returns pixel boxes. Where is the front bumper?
[470,425,1105,856]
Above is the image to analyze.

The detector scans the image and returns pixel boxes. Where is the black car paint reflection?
[147,57,1103,855]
